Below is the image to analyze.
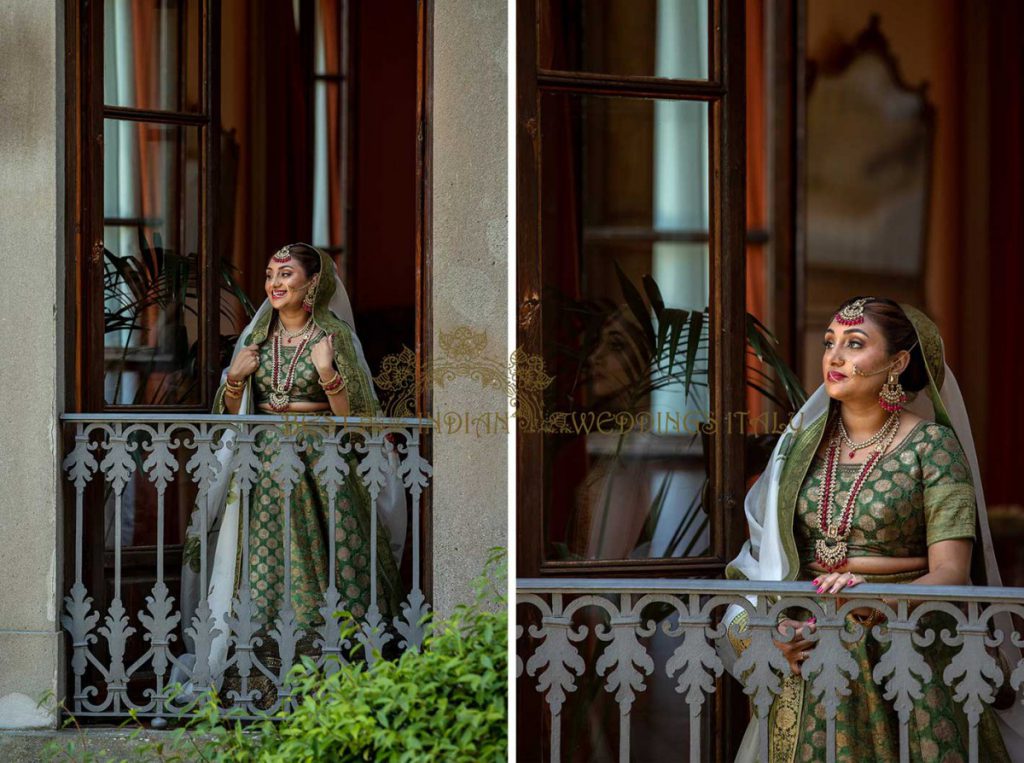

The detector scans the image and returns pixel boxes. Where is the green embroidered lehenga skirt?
[188,335,404,701]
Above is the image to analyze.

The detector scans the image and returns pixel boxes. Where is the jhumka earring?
[302,276,319,313]
[835,297,873,326]
[272,246,293,263]
[879,368,907,412]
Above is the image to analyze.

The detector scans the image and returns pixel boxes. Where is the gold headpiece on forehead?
[272,245,293,263]
[835,297,873,326]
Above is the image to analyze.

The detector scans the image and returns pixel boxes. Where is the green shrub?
[129,547,508,762]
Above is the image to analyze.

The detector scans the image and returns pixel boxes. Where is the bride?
[174,243,405,701]
[719,297,1022,761]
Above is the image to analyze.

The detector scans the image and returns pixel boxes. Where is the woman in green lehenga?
[718,297,1023,762]
[175,244,404,699]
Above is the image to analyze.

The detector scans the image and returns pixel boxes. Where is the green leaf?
[641,272,666,320]
[613,259,656,354]
[683,310,704,398]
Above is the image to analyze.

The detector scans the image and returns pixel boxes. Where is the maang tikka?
[835,297,873,326]
[272,245,293,263]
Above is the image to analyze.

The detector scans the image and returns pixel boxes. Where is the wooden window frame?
[63,0,437,684]
[516,0,748,580]
[65,0,221,414]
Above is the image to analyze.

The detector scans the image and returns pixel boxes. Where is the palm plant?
[103,232,257,405]
[552,261,808,560]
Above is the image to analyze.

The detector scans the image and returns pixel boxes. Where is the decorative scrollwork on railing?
[517,581,1024,763]
[59,414,433,722]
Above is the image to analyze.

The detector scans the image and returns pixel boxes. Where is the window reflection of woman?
[567,304,656,560]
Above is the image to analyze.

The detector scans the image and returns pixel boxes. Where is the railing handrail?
[516,576,1024,603]
[61,412,435,427]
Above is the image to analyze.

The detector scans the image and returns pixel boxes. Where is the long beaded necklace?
[815,411,901,571]
[267,318,321,412]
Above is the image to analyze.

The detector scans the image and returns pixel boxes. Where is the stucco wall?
[430,0,509,615]
[0,0,64,729]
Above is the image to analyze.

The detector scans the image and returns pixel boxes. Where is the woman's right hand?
[776,618,816,676]
[227,343,260,382]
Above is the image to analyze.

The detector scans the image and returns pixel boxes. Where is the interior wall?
[805,0,1024,585]
[806,1,963,361]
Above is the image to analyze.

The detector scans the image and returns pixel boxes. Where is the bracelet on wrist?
[319,369,347,393]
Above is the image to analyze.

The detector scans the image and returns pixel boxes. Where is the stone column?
[0,0,65,729]
[430,0,509,616]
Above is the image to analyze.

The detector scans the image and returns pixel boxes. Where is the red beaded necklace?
[267,319,321,412]
[814,413,900,571]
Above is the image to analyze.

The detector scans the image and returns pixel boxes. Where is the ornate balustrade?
[517,577,1024,763]
[59,413,433,722]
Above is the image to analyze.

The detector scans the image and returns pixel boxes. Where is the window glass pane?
[540,93,711,562]
[104,0,201,112]
[540,0,709,80]
[103,119,202,405]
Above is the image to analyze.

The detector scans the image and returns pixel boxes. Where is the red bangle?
[319,370,346,392]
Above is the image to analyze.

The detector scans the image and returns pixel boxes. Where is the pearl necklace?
[814,412,901,571]
[837,411,899,457]
[268,321,323,412]
[276,315,315,340]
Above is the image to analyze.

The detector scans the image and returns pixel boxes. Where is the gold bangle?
[225,376,245,389]
[319,370,348,392]
[319,370,342,388]
[224,387,242,399]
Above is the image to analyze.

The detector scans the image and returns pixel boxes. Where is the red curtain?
[983,0,1024,510]
[319,0,345,248]
[222,0,312,301]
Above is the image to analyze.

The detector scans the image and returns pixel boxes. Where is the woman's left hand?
[813,571,865,595]
[813,571,873,615]
[310,333,336,375]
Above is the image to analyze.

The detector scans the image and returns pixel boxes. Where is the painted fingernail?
[807,617,817,625]
[816,587,823,593]
[846,579,854,586]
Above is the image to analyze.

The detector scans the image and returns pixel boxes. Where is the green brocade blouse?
[252,337,330,405]
[212,319,378,416]
[794,420,978,564]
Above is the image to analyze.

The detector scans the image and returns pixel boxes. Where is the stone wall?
[429,0,509,616]
[0,0,65,730]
